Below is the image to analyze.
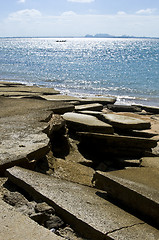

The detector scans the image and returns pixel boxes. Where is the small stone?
[35,202,55,215]
[45,215,64,230]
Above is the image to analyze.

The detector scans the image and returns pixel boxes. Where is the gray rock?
[75,103,103,112]
[6,167,159,240]
[102,113,151,130]
[79,97,116,105]
[0,199,63,240]
[63,112,114,134]
[45,215,64,230]
[107,104,142,112]
[35,202,55,215]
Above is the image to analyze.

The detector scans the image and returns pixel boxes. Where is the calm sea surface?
[0,37,159,106]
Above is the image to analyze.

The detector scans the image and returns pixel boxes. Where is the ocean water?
[0,37,159,106]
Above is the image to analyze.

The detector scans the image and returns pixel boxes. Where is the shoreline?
[0,80,159,239]
[1,79,159,108]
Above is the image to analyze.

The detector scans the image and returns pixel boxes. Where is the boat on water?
[56,40,67,42]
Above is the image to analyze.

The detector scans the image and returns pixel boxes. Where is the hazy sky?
[0,0,159,37]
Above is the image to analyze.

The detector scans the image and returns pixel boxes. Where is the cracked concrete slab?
[6,167,159,240]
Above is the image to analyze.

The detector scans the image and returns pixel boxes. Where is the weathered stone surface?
[63,112,114,134]
[0,199,63,240]
[79,111,151,130]
[0,97,74,174]
[107,104,142,112]
[79,132,157,158]
[102,113,151,130]
[0,83,60,95]
[51,158,95,187]
[141,157,159,169]
[6,167,159,240]
[79,97,116,105]
[75,103,103,112]
[136,105,159,114]
[94,168,159,227]
[41,94,80,102]
[47,114,65,136]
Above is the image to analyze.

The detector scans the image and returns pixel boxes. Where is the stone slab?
[79,132,157,150]
[0,199,62,240]
[0,83,60,95]
[63,112,114,134]
[0,97,73,174]
[94,168,159,227]
[79,111,151,130]
[102,113,151,130]
[141,157,159,169]
[107,104,142,112]
[50,158,95,187]
[78,132,157,158]
[41,94,80,102]
[6,167,159,240]
[75,103,103,112]
[79,97,116,105]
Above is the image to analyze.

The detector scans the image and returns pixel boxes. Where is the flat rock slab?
[102,113,151,130]
[6,167,159,240]
[75,103,103,112]
[41,94,80,102]
[0,199,62,240]
[107,104,142,112]
[79,132,157,150]
[0,97,73,174]
[0,112,50,175]
[94,168,159,227]
[63,112,113,134]
[78,111,151,130]
[0,82,60,95]
[79,97,116,105]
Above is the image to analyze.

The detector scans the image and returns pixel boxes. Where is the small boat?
[56,40,66,42]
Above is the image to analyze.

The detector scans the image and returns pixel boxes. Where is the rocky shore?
[0,81,159,240]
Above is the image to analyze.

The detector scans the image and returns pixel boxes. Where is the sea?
[0,37,159,106]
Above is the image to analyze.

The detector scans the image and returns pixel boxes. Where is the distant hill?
[85,33,158,39]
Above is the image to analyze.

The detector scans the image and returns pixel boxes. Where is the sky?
[0,0,159,37]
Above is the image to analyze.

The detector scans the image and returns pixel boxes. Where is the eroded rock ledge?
[1,81,159,240]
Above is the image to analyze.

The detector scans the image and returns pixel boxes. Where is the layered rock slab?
[63,112,113,134]
[94,168,159,227]
[0,199,62,240]
[0,97,74,174]
[79,111,151,130]
[78,132,157,158]
[75,103,103,112]
[6,167,159,240]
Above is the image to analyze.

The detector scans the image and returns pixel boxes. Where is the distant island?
[85,33,159,39]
